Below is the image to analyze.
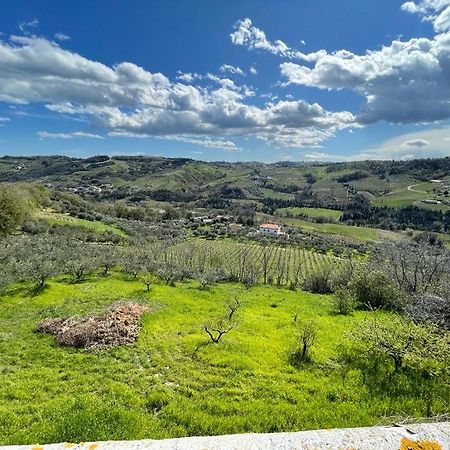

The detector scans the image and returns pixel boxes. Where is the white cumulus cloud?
[38,131,103,139]
[351,126,450,160]
[219,64,245,76]
[280,29,450,124]
[54,33,71,41]
[230,18,326,63]
[0,34,355,149]
[401,1,450,32]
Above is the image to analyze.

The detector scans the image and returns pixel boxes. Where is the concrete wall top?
[2,422,449,450]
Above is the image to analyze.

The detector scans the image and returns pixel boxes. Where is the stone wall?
[2,422,449,450]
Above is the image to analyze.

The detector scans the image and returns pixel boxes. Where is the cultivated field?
[168,239,347,286]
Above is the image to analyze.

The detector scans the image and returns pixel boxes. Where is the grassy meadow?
[258,213,383,242]
[275,207,343,220]
[373,181,449,211]
[36,210,127,237]
[1,273,446,445]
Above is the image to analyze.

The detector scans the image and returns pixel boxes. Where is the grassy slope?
[275,207,343,220]
[258,213,400,242]
[373,180,450,211]
[1,274,445,445]
[36,210,127,237]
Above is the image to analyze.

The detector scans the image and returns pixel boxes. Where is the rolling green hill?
[1,155,449,241]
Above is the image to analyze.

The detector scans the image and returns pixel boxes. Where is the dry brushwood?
[36,302,149,350]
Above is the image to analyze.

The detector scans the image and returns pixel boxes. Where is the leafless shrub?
[407,294,450,329]
[376,241,450,296]
[203,294,241,343]
[203,317,236,344]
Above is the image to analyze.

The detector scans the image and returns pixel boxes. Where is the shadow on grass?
[289,351,314,369]
[192,340,214,359]
[29,283,50,298]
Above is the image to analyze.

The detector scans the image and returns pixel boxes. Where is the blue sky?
[0,0,450,162]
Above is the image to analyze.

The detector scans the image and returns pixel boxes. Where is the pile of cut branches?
[36,302,149,350]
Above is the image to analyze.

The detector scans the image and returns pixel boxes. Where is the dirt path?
[407,184,426,193]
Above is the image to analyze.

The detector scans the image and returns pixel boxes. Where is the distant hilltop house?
[259,222,283,237]
[422,199,442,205]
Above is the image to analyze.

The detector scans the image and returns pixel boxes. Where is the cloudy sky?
[1,0,450,162]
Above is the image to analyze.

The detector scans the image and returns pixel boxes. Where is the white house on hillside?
[259,223,282,237]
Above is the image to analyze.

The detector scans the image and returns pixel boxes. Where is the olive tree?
[65,242,98,282]
[0,185,28,237]
[350,315,450,414]
[10,236,66,287]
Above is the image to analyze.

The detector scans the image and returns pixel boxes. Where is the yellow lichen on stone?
[88,444,98,450]
[31,447,44,450]
[400,437,442,450]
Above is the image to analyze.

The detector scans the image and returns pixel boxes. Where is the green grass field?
[373,181,449,211]
[275,207,343,220]
[259,188,295,200]
[258,214,400,243]
[36,210,127,237]
[1,274,445,445]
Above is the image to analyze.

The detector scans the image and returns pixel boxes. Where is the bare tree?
[203,295,241,344]
[407,293,450,329]
[275,249,287,286]
[227,294,241,320]
[290,257,303,290]
[260,243,272,285]
[203,317,236,344]
[377,241,450,296]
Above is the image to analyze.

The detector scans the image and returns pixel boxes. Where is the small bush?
[302,268,333,294]
[331,288,356,315]
[290,319,317,365]
[351,270,403,311]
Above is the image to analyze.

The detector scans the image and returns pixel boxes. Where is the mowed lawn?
[0,274,441,445]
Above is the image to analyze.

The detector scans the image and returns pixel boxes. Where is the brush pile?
[36,302,149,350]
